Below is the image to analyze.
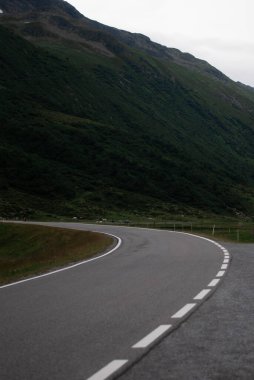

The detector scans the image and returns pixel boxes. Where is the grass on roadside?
[120,220,254,243]
[0,223,114,285]
[191,228,254,243]
[175,224,254,243]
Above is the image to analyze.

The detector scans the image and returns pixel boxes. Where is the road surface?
[120,242,254,380]
[0,223,229,380]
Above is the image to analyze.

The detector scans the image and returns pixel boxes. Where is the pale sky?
[68,0,254,87]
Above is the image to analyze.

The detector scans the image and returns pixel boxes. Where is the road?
[0,223,229,380]
[120,242,254,380]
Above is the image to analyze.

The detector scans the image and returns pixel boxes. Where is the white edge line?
[84,223,226,253]
[193,288,211,300]
[132,325,172,348]
[86,360,128,380]
[0,232,122,290]
[171,303,196,319]
[208,278,220,287]
[15,221,230,255]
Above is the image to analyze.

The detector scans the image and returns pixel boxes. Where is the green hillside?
[0,1,254,220]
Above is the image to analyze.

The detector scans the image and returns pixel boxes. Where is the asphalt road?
[120,242,254,380]
[0,223,227,380]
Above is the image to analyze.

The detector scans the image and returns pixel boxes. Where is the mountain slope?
[0,0,83,18]
[0,0,254,219]
[0,0,231,82]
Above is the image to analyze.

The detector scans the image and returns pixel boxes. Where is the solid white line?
[171,303,196,318]
[221,264,228,270]
[208,278,220,287]
[223,259,229,263]
[193,289,211,300]
[216,270,225,277]
[0,233,122,290]
[87,360,128,380]
[132,325,172,348]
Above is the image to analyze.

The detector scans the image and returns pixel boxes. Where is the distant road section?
[0,223,228,380]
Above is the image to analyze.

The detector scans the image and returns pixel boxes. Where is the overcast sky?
[68,0,254,87]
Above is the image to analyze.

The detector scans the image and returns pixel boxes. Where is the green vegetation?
[140,222,254,243]
[0,223,113,284]
[0,1,254,221]
[107,214,254,243]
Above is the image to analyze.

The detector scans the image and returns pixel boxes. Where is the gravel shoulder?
[120,242,254,380]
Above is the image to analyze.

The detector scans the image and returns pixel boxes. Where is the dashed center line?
[86,232,231,380]
[87,360,128,380]
[171,303,196,318]
[208,278,220,287]
[132,325,172,348]
[194,289,211,300]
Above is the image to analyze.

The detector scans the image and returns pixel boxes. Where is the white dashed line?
[194,289,211,300]
[208,278,220,287]
[87,360,128,380]
[87,232,230,379]
[132,325,172,348]
[171,303,196,318]
[4,224,230,379]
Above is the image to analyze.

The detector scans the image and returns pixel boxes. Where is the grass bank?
[0,223,114,285]
[114,218,254,243]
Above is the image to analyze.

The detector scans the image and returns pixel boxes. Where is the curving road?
[0,223,229,380]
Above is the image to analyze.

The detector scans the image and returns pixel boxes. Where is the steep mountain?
[0,0,83,18]
[0,0,254,220]
[0,0,229,82]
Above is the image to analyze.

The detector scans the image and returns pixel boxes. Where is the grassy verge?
[191,227,254,243]
[0,223,114,285]
[110,217,254,243]
[117,219,254,243]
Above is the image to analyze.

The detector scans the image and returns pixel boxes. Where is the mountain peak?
[0,0,230,83]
